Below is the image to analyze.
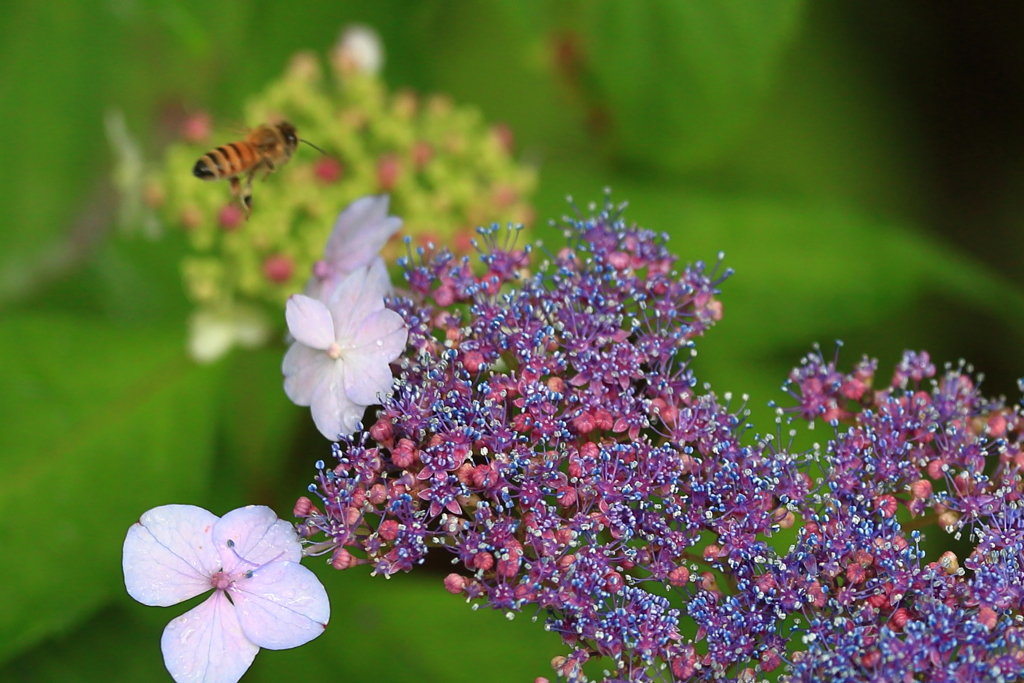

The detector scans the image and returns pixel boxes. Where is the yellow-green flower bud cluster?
[150,48,536,321]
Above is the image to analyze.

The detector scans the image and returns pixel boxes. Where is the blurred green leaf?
[1,565,565,683]
[257,567,567,683]
[717,1,916,220]
[0,2,113,291]
[385,1,590,157]
[0,315,223,663]
[576,0,804,171]
[213,347,304,510]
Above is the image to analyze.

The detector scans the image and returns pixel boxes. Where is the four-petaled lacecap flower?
[305,194,403,302]
[284,259,408,440]
[122,505,330,683]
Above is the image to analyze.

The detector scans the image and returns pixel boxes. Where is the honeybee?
[193,121,311,214]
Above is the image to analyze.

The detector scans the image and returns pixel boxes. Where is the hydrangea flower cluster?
[139,28,535,361]
[292,199,1024,682]
[779,348,1024,682]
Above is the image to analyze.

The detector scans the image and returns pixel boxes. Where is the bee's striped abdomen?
[193,142,258,180]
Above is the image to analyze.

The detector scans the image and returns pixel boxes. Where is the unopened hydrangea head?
[284,259,408,440]
[122,504,329,683]
[133,30,535,362]
[290,197,1024,682]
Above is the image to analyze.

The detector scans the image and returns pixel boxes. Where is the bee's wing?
[223,121,250,137]
[251,125,283,151]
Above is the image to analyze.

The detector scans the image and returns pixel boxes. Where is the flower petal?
[123,504,220,607]
[161,591,258,683]
[213,506,302,575]
[188,311,237,364]
[326,261,391,340]
[342,352,395,407]
[338,401,367,435]
[285,295,335,350]
[349,308,409,360]
[322,195,402,274]
[230,561,330,650]
[309,361,361,440]
[282,343,332,406]
[342,309,407,406]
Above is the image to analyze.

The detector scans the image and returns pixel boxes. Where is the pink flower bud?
[379,519,399,542]
[412,141,433,169]
[391,439,418,469]
[369,418,394,445]
[263,254,294,284]
[593,408,613,431]
[345,506,361,526]
[860,650,881,668]
[603,571,624,593]
[497,556,521,579]
[760,649,782,672]
[572,412,595,435]
[754,573,777,593]
[462,351,485,374]
[889,607,909,631]
[608,251,630,270]
[293,496,314,517]
[938,509,961,528]
[938,551,960,575]
[700,571,719,593]
[554,528,574,546]
[988,413,1007,437]
[668,566,690,586]
[708,299,724,321]
[377,154,401,191]
[840,378,866,400]
[805,581,825,608]
[368,483,387,505]
[491,123,515,153]
[472,552,494,571]
[556,486,577,508]
[331,548,358,570]
[910,479,933,499]
[434,285,455,307]
[181,112,211,143]
[218,204,244,230]
[314,157,343,184]
[875,494,898,518]
[443,573,466,595]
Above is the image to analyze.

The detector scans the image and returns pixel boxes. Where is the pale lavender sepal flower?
[285,260,408,440]
[305,195,402,302]
[122,504,330,683]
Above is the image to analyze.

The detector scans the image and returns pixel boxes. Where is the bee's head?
[277,121,299,152]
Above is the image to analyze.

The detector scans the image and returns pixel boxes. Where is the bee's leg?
[261,160,276,181]
[229,176,242,201]
[240,171,256,214]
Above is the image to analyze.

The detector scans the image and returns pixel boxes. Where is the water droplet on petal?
[376,339,383,346]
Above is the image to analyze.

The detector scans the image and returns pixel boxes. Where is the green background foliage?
[1,1,1022,681]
